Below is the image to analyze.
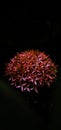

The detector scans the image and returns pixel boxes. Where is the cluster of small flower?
[5,50,58,93]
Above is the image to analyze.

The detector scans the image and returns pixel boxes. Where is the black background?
[0,7,61,129]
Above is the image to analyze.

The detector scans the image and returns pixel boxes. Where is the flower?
[5,49,58,93]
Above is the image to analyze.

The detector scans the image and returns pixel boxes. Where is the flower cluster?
[5,50,58,93]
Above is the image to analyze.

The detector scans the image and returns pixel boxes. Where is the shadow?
[0,77,56,130]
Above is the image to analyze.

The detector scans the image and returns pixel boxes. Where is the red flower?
[5,50,58,93]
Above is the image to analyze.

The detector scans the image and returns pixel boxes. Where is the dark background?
[0,7,61,129]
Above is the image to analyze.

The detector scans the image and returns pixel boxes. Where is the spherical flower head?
[5,49,58,93]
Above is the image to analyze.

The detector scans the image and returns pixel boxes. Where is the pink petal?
[21,86,24,91]
[23,87,27,91]
[27,88,30,92]
[8,78,12,81]
[16,85,21,88]
[11,83,14,85]
[34,88,38,93]
[22,83,27,87]
[34,81,37,85]
[30,88,33,90]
